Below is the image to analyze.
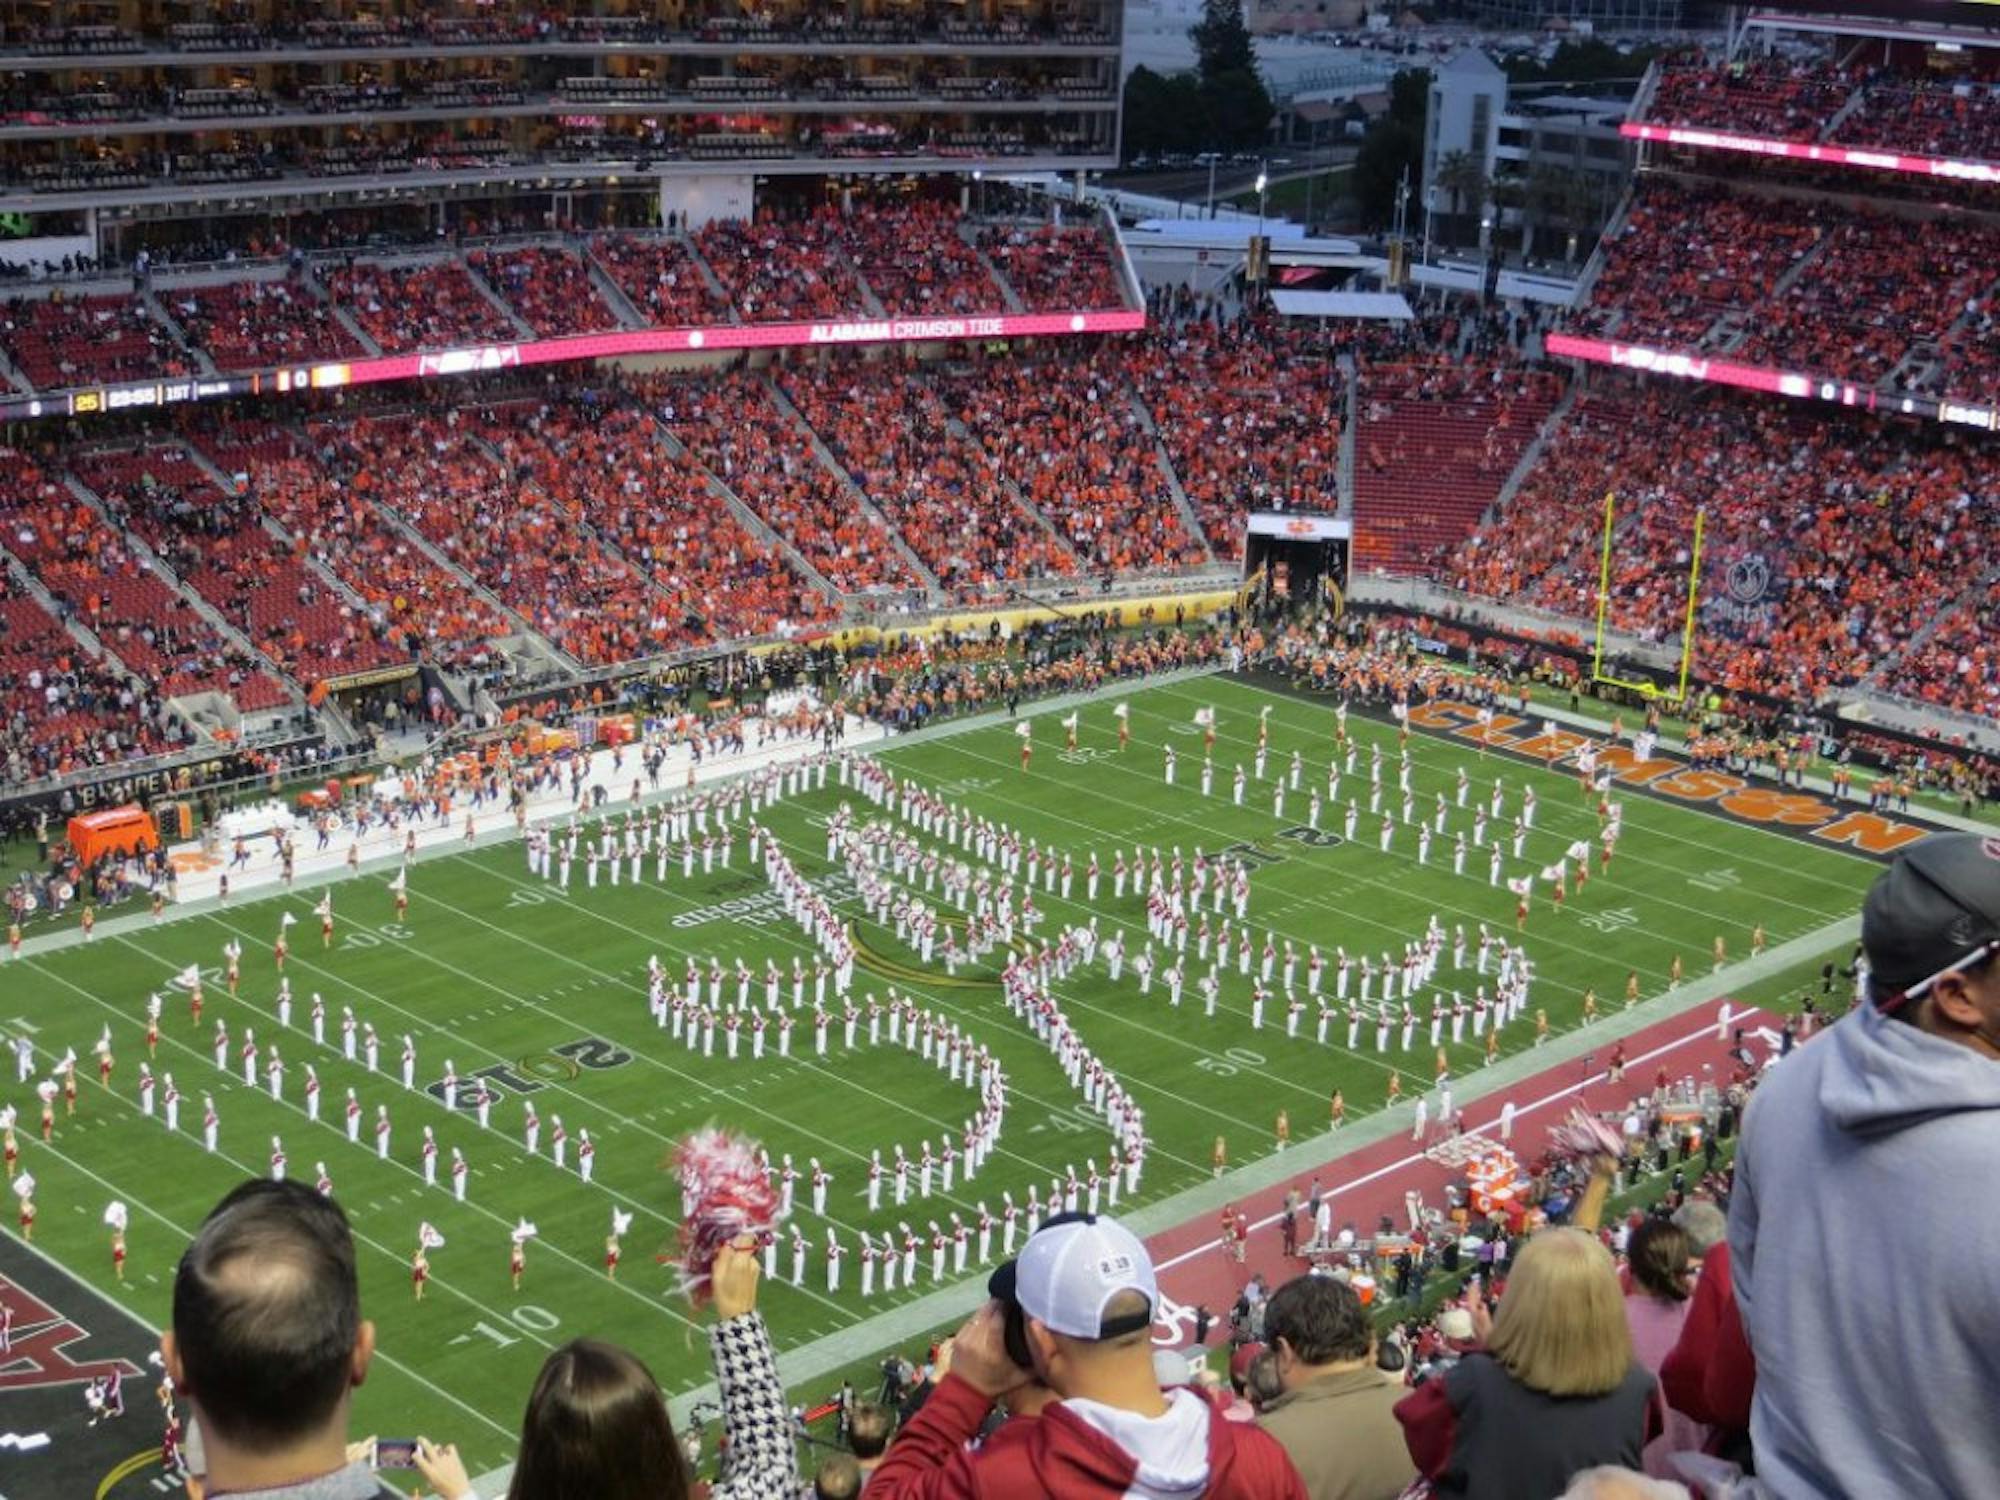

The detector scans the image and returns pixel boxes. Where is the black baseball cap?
[1862,833,2000,1008]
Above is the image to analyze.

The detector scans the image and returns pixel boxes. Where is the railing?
[1346,574,1680,670]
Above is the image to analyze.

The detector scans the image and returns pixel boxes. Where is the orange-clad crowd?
[654,371,922,594]
[775,360,1079,600]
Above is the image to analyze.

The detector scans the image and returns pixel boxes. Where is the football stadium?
[0,1,1996,1498]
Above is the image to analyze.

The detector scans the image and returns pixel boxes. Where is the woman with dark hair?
[1622,1216,1710,1478]
[413,1242,796,1500]
[1623,1218,1694,1371]
[507,1340,688,1500]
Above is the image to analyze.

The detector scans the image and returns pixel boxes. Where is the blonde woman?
[1395,1229,1658,1499]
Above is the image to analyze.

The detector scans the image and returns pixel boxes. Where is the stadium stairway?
[1122,384,1218,565]
[584,253,651,330]
[839,241,890,320]
[460,254,539,343]
[0,544,168,729]
[1820,83,1870,142]
[647,423,843,605]
[1351,387,1559,574]
[935,400,1089,573]
[347,458,581,679]
[1479,382,1579,532]
[1711,220,1834,356]
[59,470,308,713]
[961,223,1028,314]
[755,371,943,598]
[1337,353,1358,516]
[314,277,384,358]
[1859,559,2000,694]
[140,287,217,378]
[673,231,744,324]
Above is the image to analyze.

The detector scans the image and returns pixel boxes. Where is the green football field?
[0,670,1915,1472]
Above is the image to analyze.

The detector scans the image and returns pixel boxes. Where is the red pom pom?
[670,1127,782,1304]
[1545,1106,1624,1163]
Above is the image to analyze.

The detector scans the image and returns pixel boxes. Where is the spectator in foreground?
[1620,1218,1707,1477]
[1255,1275,1413,1500]
[1621,1218,1693,1371]
[1394,1229,1658,1500]
[1559,1467,1691,1500]
[848,1400,895,1483]
[1731,832,2000,1500]
[414,1241,795,1500]
[866,1211,1307,1499]
[814,1452,864,1499]
[162,1179,399,1500]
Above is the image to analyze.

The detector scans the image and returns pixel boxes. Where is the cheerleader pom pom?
[1546,1107,1624,1163]
[668,1127,780,1305]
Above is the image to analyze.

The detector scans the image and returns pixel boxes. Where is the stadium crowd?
[1122,317,1345,558]
[322,260,522,353]
[465,246,622,338]
[1570,182,1826,347]
[0,206,1132,400]
[71,445,404,691]
[773,361,1080,599]
[655,371,924,595]
[1568,174,2000,400]
[164,277,366,374]
[1645,52,2000,166]
[945,349,1210,573]
[1441,387,2000,699]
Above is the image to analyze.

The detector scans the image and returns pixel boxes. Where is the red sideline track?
[1144,1004,1764,1342]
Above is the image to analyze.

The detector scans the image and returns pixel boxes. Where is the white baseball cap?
[989,1212,1158,1340]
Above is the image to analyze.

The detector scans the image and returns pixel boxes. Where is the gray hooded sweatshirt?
[1730,999,2000,1500]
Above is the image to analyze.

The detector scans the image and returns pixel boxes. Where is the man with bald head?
[163,1179,399,1498]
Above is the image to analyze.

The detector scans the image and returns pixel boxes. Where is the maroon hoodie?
[1659,1241,1755,1433]
[868,1370,1308,1500]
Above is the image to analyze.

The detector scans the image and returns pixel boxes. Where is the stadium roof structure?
[1743,7,2000,48]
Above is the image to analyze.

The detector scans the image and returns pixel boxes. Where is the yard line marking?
[912,730,1692,983]
[34,954,727,1336]
[156,925,860,1326]
[363,877,1041,1220]
[6,1043,525,1445]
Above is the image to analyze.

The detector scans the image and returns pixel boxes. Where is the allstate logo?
[1725,553,1772,606]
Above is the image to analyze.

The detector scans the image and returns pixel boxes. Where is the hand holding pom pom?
[1546,1107,1623,1164]
[668,1126,781,1306]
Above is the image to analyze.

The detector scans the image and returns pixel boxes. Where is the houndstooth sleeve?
[709,1311,800,1500]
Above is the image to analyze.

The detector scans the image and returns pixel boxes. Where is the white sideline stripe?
[1152,1005,1763,1275]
